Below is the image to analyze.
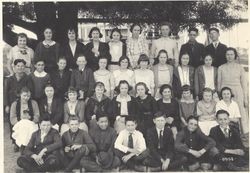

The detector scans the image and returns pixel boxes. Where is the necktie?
[224,128,229,138]
[214,43,218,49]
[158,130,163,149]
[128,133,134,148]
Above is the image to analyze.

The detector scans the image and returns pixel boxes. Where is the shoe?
[188,162,200,171]
[147,166,161,172]
[134,164,147,172]
[14,144,19,152]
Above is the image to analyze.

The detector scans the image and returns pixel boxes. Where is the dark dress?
[205,43,227,68]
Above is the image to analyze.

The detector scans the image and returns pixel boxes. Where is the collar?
[188,40,197,44]
[220,125,230,132]
[42,40,56,46]
[125,129,135,135]
[116,94,131,102]
[156,127,164,134]
[91,94,108,102]
[78,67,85,71]
[34,70,47,77]
[69,129,79,135]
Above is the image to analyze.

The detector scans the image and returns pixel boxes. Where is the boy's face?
[69,120,80,132]
[40,120,52,133]
[161,25,170,37]
[14,62,25,73]
[188,31,198,41]
[68,92,77,101]
[95,86,105,97]
[45,86,54,98]
[57,59,67,70]
[203,91,212,103]
[217,113,230,128]
[187,119,198,132]
[77,56,87,67]
[153,116,166,130]
[125,121,137,133]
[35,61,45,72]
[209,30,219,41]
[97,117,109,130]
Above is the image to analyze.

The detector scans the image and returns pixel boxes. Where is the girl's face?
[139,61,148,69]
[17,36,27,48]
[91,30,100,41]
[120,59,129,69]
[68,92,77,102]
[203,91,212,103]
[57,59,67,70]
[120,83,129,95]
[20,91,31,102]
[68,30,76,41]
[35,61,45,72]
[204,55,213,66]
[132,25,141,38]
[226,50,236,63]
[44,28,53,40]
[161,25,171,37]
[181,54,190,66]
[159,52,168,65]
[182,90,191,100]
[136,85,146,97]
[222,90,232,102]
[162,88,172,100]
[98,58,107,69]
[76,56,87,68]
[45,86,54,98]
[15,62,25,74]
[95,86,105,97]
[112,31,121,42]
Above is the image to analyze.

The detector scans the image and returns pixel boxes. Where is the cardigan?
[205,42,227,68]
[194,65,217,97]
[64,100,85,123]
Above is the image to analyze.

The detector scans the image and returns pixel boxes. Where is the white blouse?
[109,41,123,62]
[203,66,215,90]
[134,69,155,91]
[216,100,241,119]
[178,66,190,86]
[113,69,135,87]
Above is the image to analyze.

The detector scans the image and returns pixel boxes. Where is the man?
[180,27,205,68]
[17,115,61,172]
[205,27,227,67]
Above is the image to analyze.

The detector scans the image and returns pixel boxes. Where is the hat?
[97,151,114,169]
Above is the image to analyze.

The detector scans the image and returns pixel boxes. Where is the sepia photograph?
[2,0,249,172]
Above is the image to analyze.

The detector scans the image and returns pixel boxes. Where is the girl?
[197,88,218,135]
[85,27,111,71]
[126,23,148,69]
[110,80,137,133]
[173,52,195,99]
[50,57,71,101]
[179,85,197,127]
[39,84,63,131]
[30,59,50,104]
[218,47,248,135]
[85,82,112,130]
[10,87,39,152]
[61,87,88,135]
[94,57,115,98]
[157,84,180,139]
[108,28,126,72]
[135,82,157,137]
[152,49,173,100]
[195,54,218,100]
[134,54,155,95]
[34,27,60,73]
[7,33,34,75]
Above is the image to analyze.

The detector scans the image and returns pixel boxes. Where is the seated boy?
[17,115,62,172]
[61,115,96,172]
[81,112,120,171]
[114,116,149,171]
[175,115,216,171]
[145,112,187,171]
[209,110,249,171]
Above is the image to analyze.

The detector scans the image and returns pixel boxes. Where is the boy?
[61,116,96,172]
[70,54,95,100]
[209,110,249,171]
[175,115,216,171]
[17,115,61,172]
[114,116,149,171]
[81,112,120,171]
[145,112,187,171]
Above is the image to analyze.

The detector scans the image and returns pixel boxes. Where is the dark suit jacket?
[39,97,64,125]
[60,41,85,70]
[85,41,111,71]
[146,127,174,161]
[205,43,227,67]
[194,65,218,97]
[180,41,205,68]
[209,125,244,153]
[23,128,62,157]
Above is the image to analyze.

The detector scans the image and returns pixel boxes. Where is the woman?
[10,87,39,152]
[94,57,115,98]
[110,80,137,133]
[135,82,157,137]
[157,84,180,139]
[7,33,34,75]
[152,49,173,100]
[217,47,248,135]
[85,27,111,71]
[173,52,195,99]
[108,28,126,72]
[195,54,217,100]
[126,23,148,69]
[39,84,63,131]
[60,27,85,70]
[34,27,60,73]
